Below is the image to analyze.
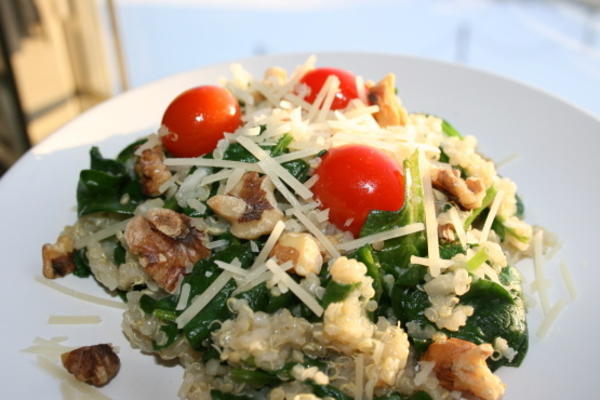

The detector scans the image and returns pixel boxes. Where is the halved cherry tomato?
[312,145,405,236]
[161,85,241,157]
[300,67,360,110]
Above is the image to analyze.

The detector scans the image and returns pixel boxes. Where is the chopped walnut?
[42,232,75,279]
[124,208,210,292]
[271,232,323,276]
[439,223,456,242]
[135,145,172,197]
[431,168,485,210]
[422,338,505,400]
[368,73,408,127]
[61,344,120,387]
[207,172,283,239]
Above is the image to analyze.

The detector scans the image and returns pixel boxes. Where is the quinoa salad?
[40,56,538,400]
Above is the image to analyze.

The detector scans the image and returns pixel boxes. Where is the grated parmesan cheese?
[215,260,249,277]
[419,151,441,275]
[47,315,102,325]
[205,239,229,249]
[237,136,313,200]
[74,219,130,249]
[274,147,324,163]
[265,259,323,316]
[36,356,110,400]
[290,209,340,258]
[200,169,232,186]
[303,174,319,189]
[479,189,505,244]
[35,276,127,310]
[560,261,577,300]
[533,229,550,315]
[337,223,425,252]
[448,207,467,249]
[224,168,246,194]
[164,157,261,171]
[176,283,191,311]
[537,298,567,338]
[250,220,286,270]
[176,271,234,328]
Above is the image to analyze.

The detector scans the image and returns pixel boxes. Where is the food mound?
[42,56,534,400]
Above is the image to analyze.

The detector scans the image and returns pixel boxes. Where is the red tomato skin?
[312,145,405,236]
[300,68,360,110]
[161,85,241,157]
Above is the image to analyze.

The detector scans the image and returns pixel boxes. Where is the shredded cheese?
[355,75,367,104]
[448,207,467,249]
[164,157,261,171]
[533,229,550,315]
[290,208,340,258]
[307,74,336,121]
[274,147,324,163]
[537,298,567,338]
[134,133,160,156]
[410,256,454,270]
[250,220,286,270]
[176,271,233,328]
[303,174,319,189]
[237,136,313,200]
[337,223,425,252]
[479,189,505,244]
[265,259,323,316]
[74,219,131,249]
[224,168,246,193]
[200,169,232,186]
[205,239,229,249]
[560,261,577,300]
[419,151,441,273]
[35,276,127,309]
[36,356,110,400]
[316,75,340,122]
[47,315,102,325]
[176,283,191,311]
[215,260,249,277]
[285,201,319,216]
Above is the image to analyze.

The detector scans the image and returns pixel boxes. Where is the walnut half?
[135,145,172,197]
[431,168,485,210]
[42,232,75,279]
[207,172,283,240]
[368,73,408,127]
[124,208,210,292]
[422,338,505,400]
[61,344,120,387]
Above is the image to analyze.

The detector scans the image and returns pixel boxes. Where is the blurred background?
[0,0,598,176]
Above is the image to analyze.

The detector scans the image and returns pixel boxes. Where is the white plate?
[1,52,598,399]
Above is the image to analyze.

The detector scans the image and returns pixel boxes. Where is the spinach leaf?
[360,151,426,275]
[113,242,126,266]
[375,392,432,400]
[230,369,281,386]
[355,246,384,303]
[72,248,91,278]
[180,236,254,349]
[441,120,463,138]
[515,193,525,219]
[321,281,359,308]
[116,138,147,163]
[451,271,528,370]
[210,390,254,400]
[270,133,293,156]
[309,383,352,400]
[464,186,497,230]
[439,242,465,260]
[153,323,179,350]
[77,146,146,216]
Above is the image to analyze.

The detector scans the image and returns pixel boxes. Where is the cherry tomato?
[299,68,360,110]
[161,85,241,157]
[312,145,405,236]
